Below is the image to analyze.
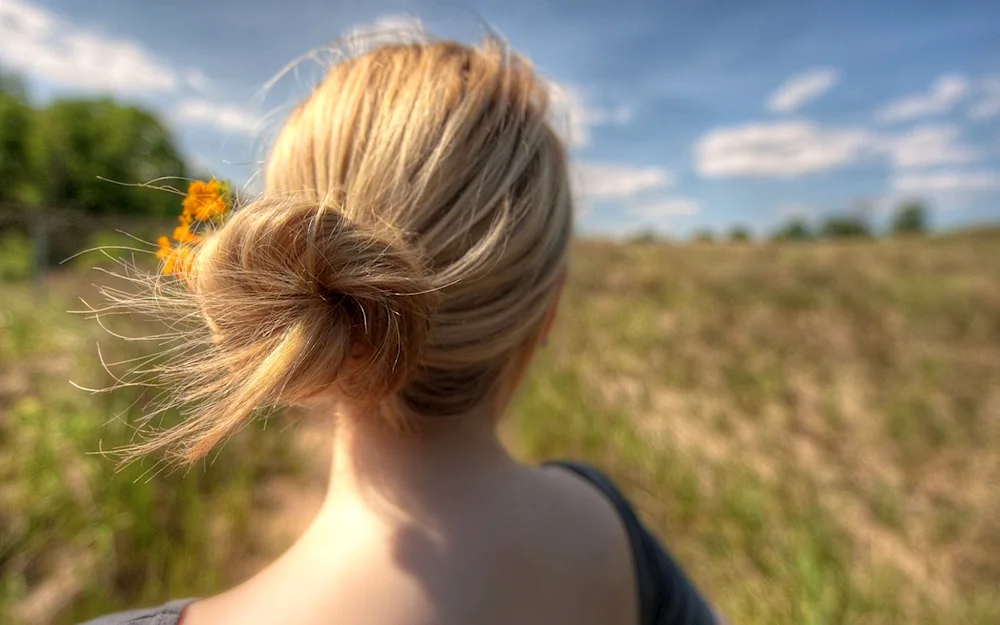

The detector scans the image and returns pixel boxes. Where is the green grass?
[507,234,1000,624]
[0,230,33,281]
[0,277,301,624]
[3,231,999,624]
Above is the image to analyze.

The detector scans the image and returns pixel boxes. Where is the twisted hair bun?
[197,196,436,398]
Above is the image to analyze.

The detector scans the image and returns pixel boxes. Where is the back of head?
[113,38,573,463]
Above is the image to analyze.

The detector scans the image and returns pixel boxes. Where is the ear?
[491,272,569,418]
[539,271,566,346]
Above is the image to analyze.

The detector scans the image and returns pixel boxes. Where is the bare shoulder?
[518,464,639,624]
[532,464,633,544]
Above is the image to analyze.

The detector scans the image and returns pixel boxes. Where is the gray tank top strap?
[78,598,195,625]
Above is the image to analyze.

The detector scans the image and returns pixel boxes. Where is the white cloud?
[776,203,817,219]
[694,121,871,178]
[572,162,673,200]
[176,99,260,135]
[583,200,701,240]
[876,74,969,123]
[694,119,981,178]
[589,196,699,239]
[629,198,700,218]
[879,124,978,170]
[183,68,212,94]
[549,83,634,148]
[893,170,1000,194]
[187,153,215,171]
[767,68,838,113]
[602,104,635,126]
[0,0,177,94]
[969,75,1000,120]
[343,14,426,54]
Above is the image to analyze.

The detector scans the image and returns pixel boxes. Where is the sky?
[2,0,999,238]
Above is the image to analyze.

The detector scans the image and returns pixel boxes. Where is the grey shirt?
[79,599,194,625]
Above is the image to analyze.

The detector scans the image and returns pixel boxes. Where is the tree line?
[0,72,188,217]
[770,202,928,241]
[674,202,929,245]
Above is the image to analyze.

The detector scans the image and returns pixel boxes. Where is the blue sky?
[2,0,999,237]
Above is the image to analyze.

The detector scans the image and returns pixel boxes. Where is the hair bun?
[193,195,436,416]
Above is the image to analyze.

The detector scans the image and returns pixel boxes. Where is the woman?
[84,37,724,625]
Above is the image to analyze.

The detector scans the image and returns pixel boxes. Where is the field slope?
[2,233,999,624]
[510,235,1000,624]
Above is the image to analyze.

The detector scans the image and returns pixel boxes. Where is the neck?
[322,406,517,521]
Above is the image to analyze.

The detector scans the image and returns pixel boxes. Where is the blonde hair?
[100,39,573,464]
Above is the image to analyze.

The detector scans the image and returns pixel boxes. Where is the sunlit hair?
[93,37,573,464]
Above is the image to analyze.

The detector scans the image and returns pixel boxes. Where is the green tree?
[692,229,715,244]
[0,73,39,205]
[820,214,871,239]
[33,98,186,215]
[729,225,751,243]
[772,218,813,241]
[630,229,661,246]
[891,201,929,235]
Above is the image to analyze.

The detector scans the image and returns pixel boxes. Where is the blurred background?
[1,0,999,623]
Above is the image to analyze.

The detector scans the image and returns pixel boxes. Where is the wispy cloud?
[343,14,426,54]
[694,121,870,178]
[767,68,838,113]
[588,196,699,240]
[893,170,1000,194]
[182,69,212,94]
[176,99,260,135]
[775,203,817,219]
[0,0,177,94]
[549,83,634,148]
[573,162,673,200]
[879,124,978,170]
[694,119,979,178]
[876,74,969,123]
[969,75,1000,120]
[629,198,700,218]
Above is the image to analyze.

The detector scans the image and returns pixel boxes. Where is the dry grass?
[509,234,1000,624]
[0,273,303,624]
[2,232,998,623]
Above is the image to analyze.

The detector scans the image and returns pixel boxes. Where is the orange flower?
[157,243,195,277]
[162,253,177,276]
[170,246,194,278]
[158,178,230,276]
[182,180,228,222]
[173,223,203,245]
[155,236,173,261]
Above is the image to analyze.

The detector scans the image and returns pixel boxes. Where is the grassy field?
[511,234,1000,624]
[0,271,304,624]
[2,233,999,623]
